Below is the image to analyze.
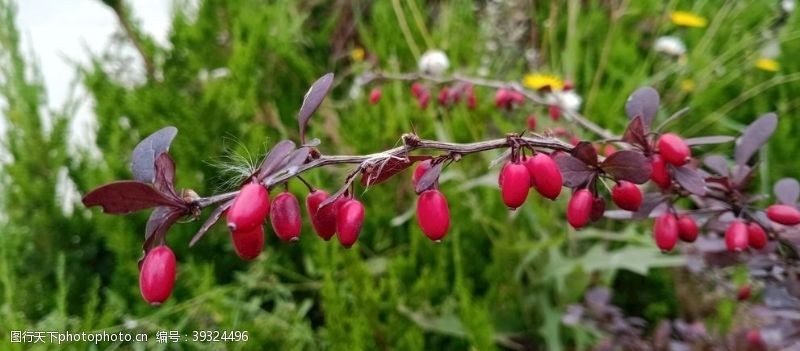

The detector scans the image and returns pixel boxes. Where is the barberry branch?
[361,70,618,140]
[193,134,574,209]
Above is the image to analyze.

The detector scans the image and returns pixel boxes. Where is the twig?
[193,135,573,209]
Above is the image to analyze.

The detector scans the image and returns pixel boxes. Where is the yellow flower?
[522,73,564,91]
[680,79,695,92]
[350,47,365,62]
[670,11,707,28]
[755,58,780,72]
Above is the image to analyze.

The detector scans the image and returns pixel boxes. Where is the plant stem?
[193,134,573,209]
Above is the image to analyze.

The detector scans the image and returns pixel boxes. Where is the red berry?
[412,160,432,188]
[549,105,560,120]
[611,181,643,211]
[139,245,176,305]
[653,213,679,252]
[438,87,450,106]
[676,215,699,242]
[524,153,563,200]
[416,190,450,241]
[657,133,691,166]
[337,199,365,248]
[411,82,424,97]
[590,197,606,222]
[466,92,477,109]
[747,222,767,250]
[567,189,593,229]
[494,89,511,108]
[270,191,302,242]
[227,183,269,232]
[745,330,764,349]
[737,285,752,301]
[369,88,382,104]
[725,220,749,252]
[417,92,430,109]
[766,204,800,225]
[230,224,265,260]
[306,190,337,240]
[500,162,530,209]
[526,115,537,131]
[650,154,671,188]
[563,80,574,91]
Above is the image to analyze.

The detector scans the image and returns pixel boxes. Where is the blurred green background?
[1,0,798,350]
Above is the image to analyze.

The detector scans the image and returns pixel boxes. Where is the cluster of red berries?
[225,182,368,255]
[497,153,563,205]
[650,133,691,188]
[397,82,477,109]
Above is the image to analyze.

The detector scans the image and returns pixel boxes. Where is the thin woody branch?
[193,134,573,209]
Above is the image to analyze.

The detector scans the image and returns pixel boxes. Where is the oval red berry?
[500,162,530,209]
[676,215,698,242]
[657,133,691,166]
[653,213,679,252]
[139,245,176,305]
[369,88,382,104]
[567,189,593,229]
[226,183,269,232]
[270,192,302,242]
[747,222,767,250]
[305,190,337,240]
[230,224,265,260]
[650,154,671,189]
[416,190,450,241]
[337,199,365,248]
[766,204,800,225]
[525,153,562,200]
[611,181,642,211]
[725,220,749,252]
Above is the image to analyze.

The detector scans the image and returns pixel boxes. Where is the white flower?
[653,36,686,57]
[418,50,450,76]
[760,39,781,59]
[545,91,582,112]
[782,0,795,13]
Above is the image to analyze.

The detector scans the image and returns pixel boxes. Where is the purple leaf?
[731,164,754,189]
[774,178,800,205]
[702,155,729,176]
[633,193,667,219]
[361,155,431,187]
[673,166,707,196]
[298,73,335,143]
[624,87,660,128]
[144,206,185,249]
[82,181,181,214]
[153,153,177,198]
[600,150,652,184]
[622,116,649,149]
[189,199,233,247]
[571,141,598,166]
[415,161,444,194]
[130,126,178,183]
[684,135,735,146]
[273,147,311,178]
[257,140,296,180]
[735,112,777,165]
[555,154,595,188]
